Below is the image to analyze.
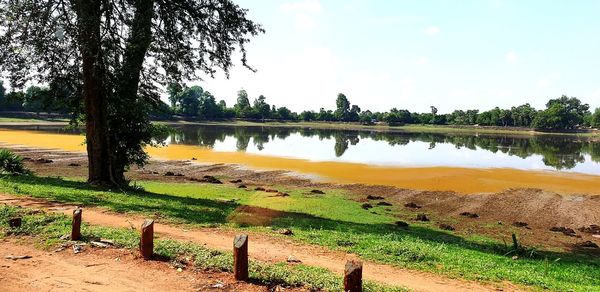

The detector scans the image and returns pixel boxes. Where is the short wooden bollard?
[140,219,154,259]
[8,217,22,228]
[71,208,82,240]
[344,259,363,292]
[233,234,249,281]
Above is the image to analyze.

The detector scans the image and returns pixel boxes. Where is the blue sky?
[198,0,600,113]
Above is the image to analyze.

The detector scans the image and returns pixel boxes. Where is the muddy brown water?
[1,125,600,194]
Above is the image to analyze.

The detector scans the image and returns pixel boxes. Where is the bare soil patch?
[227,205,286,226]
[0,239,278,292]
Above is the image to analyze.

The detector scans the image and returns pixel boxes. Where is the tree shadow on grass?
[3,174,599,279]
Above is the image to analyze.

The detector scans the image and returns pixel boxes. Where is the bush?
[0,149,29,175]
[592,108,600,129]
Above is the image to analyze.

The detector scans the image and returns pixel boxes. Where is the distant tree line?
[164,82,599,131]
[2,80,600,132]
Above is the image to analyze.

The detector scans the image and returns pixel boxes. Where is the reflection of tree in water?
[590,143,600,163]
[334,136,348,157]
[166,124,600,170]
[531,138,586,169]
[332,133,359,157]
[168,126,227,148]
[252,131,270,151]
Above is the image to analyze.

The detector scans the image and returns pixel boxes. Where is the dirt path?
[0,240,272,292]
[0,194,522,292]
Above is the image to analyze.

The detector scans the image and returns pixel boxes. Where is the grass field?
[2,112,598,137]
[1,174,598,291]
[0,204,403,291]
[0,116,69,123]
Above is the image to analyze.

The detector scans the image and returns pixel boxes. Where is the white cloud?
[424,25,441,35]
[370,15,423,25]
[536,73,560,88]
[280,0,322,31]
[294,13,317,30]
[417,57,430,65]
[280,0,322,13]
[505,51,517,63]
[537,79,550,88]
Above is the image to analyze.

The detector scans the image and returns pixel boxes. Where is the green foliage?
[591,108,600,129]
[511,103,537,127]
[234,89,252,118]
[178,86,203,116]
[0,80,5,104]
[22,86,49,114]
[384,108,412,126]
[359,110,374,125]
[166,82,184,108]
[252,95,271,120]
[0,0,264,186]
[299,110,316,121]
[533,96,590,131]
[0,149,29,175]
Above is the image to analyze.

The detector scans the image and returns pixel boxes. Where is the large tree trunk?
[110,0,155,184]
[74,0,115,186]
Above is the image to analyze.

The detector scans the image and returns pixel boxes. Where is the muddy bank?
[2,145,599,254]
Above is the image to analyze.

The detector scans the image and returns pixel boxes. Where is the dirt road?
[0,194,521,292]
[0,240,271,292]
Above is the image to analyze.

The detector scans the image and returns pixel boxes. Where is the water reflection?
[3,124,600,174]
[166,125,600,173]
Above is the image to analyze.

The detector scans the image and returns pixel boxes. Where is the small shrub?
[0,149,30,175]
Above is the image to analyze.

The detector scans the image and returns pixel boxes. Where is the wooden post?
[511,233,519,250]
[233,234,249,281]
[344,259,363,292]
[8,217,21,228]
[71,208,82,240]
[140,219,154,259]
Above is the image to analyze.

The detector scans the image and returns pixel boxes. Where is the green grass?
[1,175,599,291]
[0,204,403,292]
[0,116,69,123]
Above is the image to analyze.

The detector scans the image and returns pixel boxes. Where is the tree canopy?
[0,0,263,185]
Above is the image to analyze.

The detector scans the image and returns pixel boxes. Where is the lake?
[160,125,599,175]
[2,124,600,175]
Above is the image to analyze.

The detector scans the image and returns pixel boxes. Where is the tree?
[299,110,316,121]
[317,108,335,121]
[510,103,537,127]
[23,86,50,116]
[0,1,263,185]
[167,83,184,109]
[178,86,203,116]
[533,96,590,131]
[590,108,600,129]
[358,110,374,125]
[429,106,438,124]
[349,105,361,122]
[276,107,294,120]
[384,108,412,126]
[0,81,5,106]
[234,89,252,118]
[334,93,351,121]
[198,91,222,120]
[253,95,270,120]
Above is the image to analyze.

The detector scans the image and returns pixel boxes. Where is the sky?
[191,0,600,114]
